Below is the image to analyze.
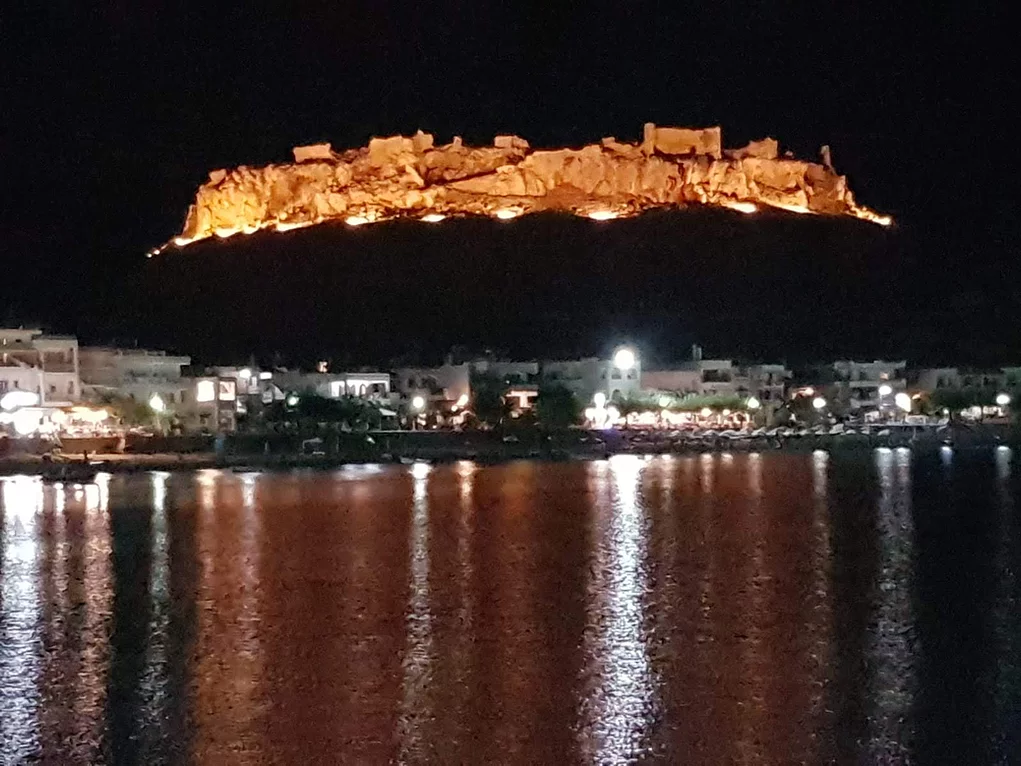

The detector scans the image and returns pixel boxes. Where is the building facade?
[273,371,392,401]
[541,356,642,405]
[642,359,789,402]
[79,346,192,409]
[0,328,80,406]
[830,359,907,412]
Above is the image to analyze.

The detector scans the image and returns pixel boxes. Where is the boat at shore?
[39,461,101,484]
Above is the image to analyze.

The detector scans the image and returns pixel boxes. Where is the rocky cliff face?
[162,123,890,251]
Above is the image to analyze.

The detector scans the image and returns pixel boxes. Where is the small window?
[611,370,622,380]
[67,381,75,395]
[49,384,57,394]
[168,392,176,404]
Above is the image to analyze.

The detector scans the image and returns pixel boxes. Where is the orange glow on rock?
[159,123,892,252]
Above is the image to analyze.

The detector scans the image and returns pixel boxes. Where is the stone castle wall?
[166,122,889,250]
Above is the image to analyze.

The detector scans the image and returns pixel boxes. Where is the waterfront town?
[2,325,1018,453]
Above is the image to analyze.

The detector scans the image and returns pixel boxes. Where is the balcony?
[41,362,76,373]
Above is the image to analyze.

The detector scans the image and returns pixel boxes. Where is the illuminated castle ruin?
[159,123,890,253]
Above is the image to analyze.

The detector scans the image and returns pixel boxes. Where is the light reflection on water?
[578,455,656,763]
[868,447,916,760]
[398,462,434,763]
[2,451,1021,763]
[0,477,43,760]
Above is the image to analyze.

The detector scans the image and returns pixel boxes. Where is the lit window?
[196,380,216,402]
[217,380,236,401]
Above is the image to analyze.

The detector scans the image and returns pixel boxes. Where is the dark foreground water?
[2,450,1021,765]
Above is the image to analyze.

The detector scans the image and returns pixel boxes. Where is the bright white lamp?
[812,396,827,410]
[612,347,636,371]
[0,390,40,411]
[996,393,1011,407]
[411,395,426,411]
[149,394,166,414]
[12,409,39,435]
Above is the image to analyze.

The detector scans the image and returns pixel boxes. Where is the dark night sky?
[1,2,1016,366]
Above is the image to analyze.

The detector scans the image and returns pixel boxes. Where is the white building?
[395,363,471,403]
[831,359,907,411]
[178,377,238,432]
[738,364,789,405]
[913,366,1020,394]
[394,360,540,405]
[394,351,640,410]
[0,328,80,406]
[79,346,192,410]
[542,353,642,405]
[273,370,392,401]
[642,359,789,403]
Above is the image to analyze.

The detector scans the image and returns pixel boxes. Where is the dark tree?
[535,385,582,428]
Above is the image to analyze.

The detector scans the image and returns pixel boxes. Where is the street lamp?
[746,397,761,410]
[894,392,912,413]
[996,392,1011,407]
[0,390,40,411]
[149,394,166,436]
[239,368,252,379]
[410,395,426,431]
[878,384,893,397]
[612,347,636,371]
[812,396,827,410]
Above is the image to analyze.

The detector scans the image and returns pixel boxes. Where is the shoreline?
[2,432,1016,478]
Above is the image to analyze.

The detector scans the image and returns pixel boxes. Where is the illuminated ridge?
[156,123,890,254]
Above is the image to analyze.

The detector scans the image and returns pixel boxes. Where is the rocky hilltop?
[162,123,890,251]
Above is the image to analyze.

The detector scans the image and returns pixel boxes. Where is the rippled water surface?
[3,450,1021,764]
